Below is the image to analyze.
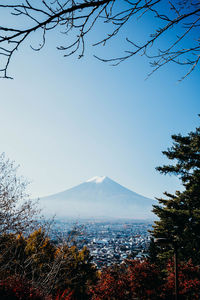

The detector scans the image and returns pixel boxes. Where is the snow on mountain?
[86,176,106,183]
[39,176,156,220]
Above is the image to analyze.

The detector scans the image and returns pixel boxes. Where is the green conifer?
[152,122,200,264]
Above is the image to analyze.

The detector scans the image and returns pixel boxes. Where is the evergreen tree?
[152,122,200,264]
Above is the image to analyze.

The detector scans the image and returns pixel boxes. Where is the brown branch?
[0,0,199,79]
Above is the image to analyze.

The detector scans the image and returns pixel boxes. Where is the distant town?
[51,219,153,268]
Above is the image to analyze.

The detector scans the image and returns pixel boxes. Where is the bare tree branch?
[0,153,39,234]
[0,0,199,79]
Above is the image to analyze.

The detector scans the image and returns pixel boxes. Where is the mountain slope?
[39,176,156,220]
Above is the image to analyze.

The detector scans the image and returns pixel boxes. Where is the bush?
[0,276,48,300]
[90,260,162,300]
[162,260,200,299]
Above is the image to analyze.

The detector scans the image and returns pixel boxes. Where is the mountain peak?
[86,176,107,184]
[40,176,155,219]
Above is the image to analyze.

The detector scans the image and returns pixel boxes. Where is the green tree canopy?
[152,121,200,264]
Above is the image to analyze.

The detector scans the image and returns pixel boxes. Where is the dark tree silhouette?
[152,121,200,264]
[0,0,199,79]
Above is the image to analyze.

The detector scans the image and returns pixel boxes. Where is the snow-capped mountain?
[39,176,156,220]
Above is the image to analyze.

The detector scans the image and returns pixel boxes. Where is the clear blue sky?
[0,4,199,200]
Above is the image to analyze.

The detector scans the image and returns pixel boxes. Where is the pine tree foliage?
[152,122,200,263]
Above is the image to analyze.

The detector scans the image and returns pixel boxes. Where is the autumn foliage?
[161,260,200,299]
[90,259,200,300]
[0,276,48,300]
[0,229,96,300]
[90,260,162,300]
[1,229,200,300]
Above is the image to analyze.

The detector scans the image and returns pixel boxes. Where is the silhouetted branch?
[0,0,199,79]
